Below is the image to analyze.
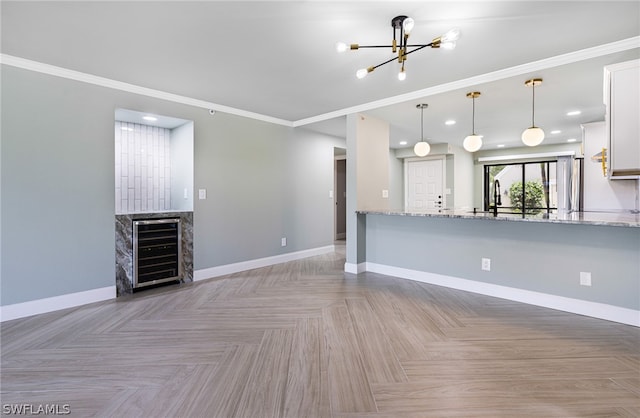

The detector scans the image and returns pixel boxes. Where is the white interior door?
[406,159,444,210]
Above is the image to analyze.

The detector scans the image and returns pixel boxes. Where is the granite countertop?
[356,208,640,228]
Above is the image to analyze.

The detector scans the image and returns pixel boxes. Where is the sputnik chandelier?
[336,15,460,80]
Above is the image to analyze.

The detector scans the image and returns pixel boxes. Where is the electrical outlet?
[281,237,287,247]
[481,258,491,271]
[580,271,592,286]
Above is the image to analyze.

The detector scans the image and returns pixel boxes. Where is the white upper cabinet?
[604,59,640,179]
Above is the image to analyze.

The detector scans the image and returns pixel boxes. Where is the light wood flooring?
[2,245,639,417]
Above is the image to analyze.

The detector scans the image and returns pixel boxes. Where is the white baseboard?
[344,262,367,274]
[0,286,117,322]
[365,263,640,327]
[194,245,335,281]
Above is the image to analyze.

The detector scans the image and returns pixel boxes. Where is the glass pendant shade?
[521,127,545,146]
[463,134,483,152]
[414,141,431,157]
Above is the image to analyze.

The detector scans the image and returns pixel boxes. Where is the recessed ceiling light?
[566,110,581,116]
[567,138,577,142]
[497,144,505,148]
[445,119,456,126]
[550,130,562,134]
[143,116,158,121]
[120,126,133,131]
[399,141,408,145]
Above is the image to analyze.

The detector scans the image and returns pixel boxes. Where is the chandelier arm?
[353,43,435,50]
[362,42,436,73]
[370,54,405,71]
[401,43,436,58]
[355,45,399,49]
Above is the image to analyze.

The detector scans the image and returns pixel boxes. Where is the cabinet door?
[606,60,640,178]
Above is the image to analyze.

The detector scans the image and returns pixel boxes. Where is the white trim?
[293,37,640,127]
[477,151,575,162]
[194,245,335,281]
[2,37,638,130]
[344,262,366,274]
[0,286,116,322]
[0,54,292,128]
[365,263,640,327]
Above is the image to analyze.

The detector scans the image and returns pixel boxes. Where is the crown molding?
[2,36,638,129]
[292,36,640,127]
[0,54,293,128]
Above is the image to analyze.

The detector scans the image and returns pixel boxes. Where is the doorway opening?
[334,148,346,241]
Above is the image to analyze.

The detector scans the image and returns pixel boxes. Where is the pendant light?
[463,91,483,152]
[414,104,431,157]
[521,78,545,146]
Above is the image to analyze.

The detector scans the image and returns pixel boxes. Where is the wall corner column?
[344,113,390,273]
[345,114,365,272]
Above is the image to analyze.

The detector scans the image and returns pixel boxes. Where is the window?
[483,161,557,215]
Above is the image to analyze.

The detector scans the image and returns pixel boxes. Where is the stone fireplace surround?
[115,212,193,296]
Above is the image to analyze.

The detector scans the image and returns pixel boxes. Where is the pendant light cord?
[472,96,476,134]
[531,83,536,127]
[421,106,424,141]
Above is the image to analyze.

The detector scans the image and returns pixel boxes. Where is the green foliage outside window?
[508,180,544,214]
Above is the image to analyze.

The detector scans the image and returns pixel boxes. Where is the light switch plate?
[481,258,491,271]
[580,271,592,286]
[198,189,207,200]
[382,189,389,198]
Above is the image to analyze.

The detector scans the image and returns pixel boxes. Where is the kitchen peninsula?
[352,208,640,326]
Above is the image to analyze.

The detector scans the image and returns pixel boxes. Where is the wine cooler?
[132,218,182,289]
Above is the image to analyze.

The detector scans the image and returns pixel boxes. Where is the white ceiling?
[2,1,639,150]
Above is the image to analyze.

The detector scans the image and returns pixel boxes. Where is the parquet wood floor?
[2,244,639,417]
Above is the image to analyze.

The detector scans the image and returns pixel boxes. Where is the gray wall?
[365,214,640,310]
[1,66,345,306]
[2,66,117,305]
